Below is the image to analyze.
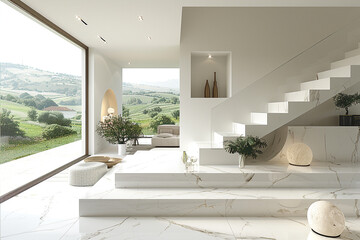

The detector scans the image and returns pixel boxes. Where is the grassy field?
[0,134,81,164]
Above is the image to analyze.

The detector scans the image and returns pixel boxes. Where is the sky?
[123,68,179,85]
[0,1,83,76]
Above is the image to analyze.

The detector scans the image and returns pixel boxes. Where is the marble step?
[300,77,349,90]
[317,65,351,79]
[77,216,360,240]
[80,186,360,217]
[115,161,360,188]
[331,55,360,69]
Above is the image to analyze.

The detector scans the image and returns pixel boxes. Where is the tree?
[172,110,180,119]
[122,105,130,117]
[41,98,58,109]
[149,114,175,132]
[38,112,71,126]
[0,109,25,137]
[171,97,179,104]
[333,93,360,115]
[28,108,38,121]
[150,112,158,118]
[152,107,162,113]
[143,109,149,114]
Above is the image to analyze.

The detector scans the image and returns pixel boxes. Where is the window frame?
[0,0,90,203]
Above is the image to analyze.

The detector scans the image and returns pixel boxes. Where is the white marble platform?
[80,159,360,217]
[113,150,360,188]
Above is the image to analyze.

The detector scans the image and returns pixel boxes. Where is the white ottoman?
[69,162,107,186]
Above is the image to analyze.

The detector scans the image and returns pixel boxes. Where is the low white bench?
[69,162,107,186]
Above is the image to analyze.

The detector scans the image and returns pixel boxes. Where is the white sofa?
[151,125,180,147]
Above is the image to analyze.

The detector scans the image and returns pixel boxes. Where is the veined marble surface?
[276,126,360,163]
[112,150,360,188]
[80,158,360,217]
[1,150,360,239]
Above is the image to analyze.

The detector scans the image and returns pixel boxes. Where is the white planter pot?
[118,144,127,156]
[239,155,245,168]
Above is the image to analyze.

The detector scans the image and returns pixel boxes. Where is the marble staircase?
[199,45,360,165]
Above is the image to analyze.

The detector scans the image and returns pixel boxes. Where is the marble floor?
[0,140,83,195]
[1,150,360,240]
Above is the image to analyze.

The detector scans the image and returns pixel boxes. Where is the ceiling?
[18,0,360,68]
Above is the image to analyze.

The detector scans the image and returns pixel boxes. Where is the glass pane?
[0,1,85,195]
[122,68,180,140]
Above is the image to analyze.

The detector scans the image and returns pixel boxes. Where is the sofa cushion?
[159,128,173,134]
[157,133,173,138]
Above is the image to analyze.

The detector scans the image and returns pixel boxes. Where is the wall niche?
[191,51,231,98]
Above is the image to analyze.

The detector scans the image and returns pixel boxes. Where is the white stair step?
[213,132,240,147]
[199,148,238,165]
[114,161,360,188]
[345,47,360,58]
[301,77,350,90]
[250,112,267,125]
[268,102,288,113]
[232,122,245,135]
[300,78,331,90]
[284,90,315,102]
[317,65,351,79]
[331,55,360,69]
[80,187,360,217]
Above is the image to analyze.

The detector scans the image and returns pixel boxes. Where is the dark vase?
[339,115,353,126]
[204,80,210,98]
[352,115,360,126]
[212,72,218,98]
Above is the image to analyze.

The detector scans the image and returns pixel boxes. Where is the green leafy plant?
[42,124,76,139]
[225,135,267,159]
[96,115,142,144]
[0,109,25,137]
[333,93,360,115]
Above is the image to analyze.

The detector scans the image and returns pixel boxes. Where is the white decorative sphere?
[307,201,345,237]
[287,143,313,166]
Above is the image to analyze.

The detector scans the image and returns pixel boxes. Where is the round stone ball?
[307,201,345,237]
[286,143,313,166]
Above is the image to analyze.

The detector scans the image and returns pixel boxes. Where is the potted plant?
[333,93,359,126]
[224,135,267,168]
[96,115,142,156]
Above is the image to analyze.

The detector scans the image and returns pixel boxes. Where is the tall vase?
[118,143,126,156]
[204,80,210,98]
[239,155,245,168]
[212,72,218,98]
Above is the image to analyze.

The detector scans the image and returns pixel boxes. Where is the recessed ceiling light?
[128,62,131,65]
[147,36,152,40]
[138,16,143,21]
[75,15,87,25]
[98,35,107,43]
[208,54,212,59]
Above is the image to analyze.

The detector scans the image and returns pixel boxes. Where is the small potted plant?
[224,135,267,168]
[333,93,359,126]
[96,115,142,156]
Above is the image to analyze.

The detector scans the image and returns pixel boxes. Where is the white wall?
[89,50,122,154]
[180,7,360,150]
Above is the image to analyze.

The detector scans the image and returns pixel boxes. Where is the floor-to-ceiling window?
[122,68,179,140]
[0,0,87,196]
